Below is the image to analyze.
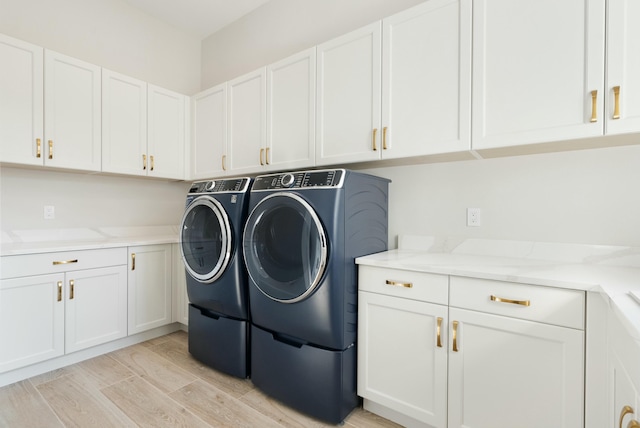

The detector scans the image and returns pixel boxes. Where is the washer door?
[243,193,328,303]
[180,196,232,283]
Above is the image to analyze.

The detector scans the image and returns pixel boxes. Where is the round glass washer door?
[180,196,232,283]
[243,193,328,303]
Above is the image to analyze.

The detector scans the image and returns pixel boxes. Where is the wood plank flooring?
[0,331,401,427]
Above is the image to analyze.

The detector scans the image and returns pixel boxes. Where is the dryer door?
[180,196,232,283]
[243,193,328,303]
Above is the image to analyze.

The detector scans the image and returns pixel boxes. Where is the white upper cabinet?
[44,50,102,171]
[316,22,382,166]
[472,0,605,150]
[147,84,185,179]
[605,0,640,135]
[382,0,472,158]
[102,70,148,176]
[266,48,316,171]
[227,68,267,175]
[191,83,228,179]
[0,34,43,166]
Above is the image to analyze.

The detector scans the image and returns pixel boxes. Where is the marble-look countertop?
[356,235,640,343]
[0,226,180,256]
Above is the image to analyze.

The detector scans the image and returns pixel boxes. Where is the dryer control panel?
[188,178,251,194]
[252,169,345,191]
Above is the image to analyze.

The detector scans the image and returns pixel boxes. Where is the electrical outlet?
[44,205,55,220]
[467,208,481,227]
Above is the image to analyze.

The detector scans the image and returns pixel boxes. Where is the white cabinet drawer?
[359,265,448,305]
[1,248,127,279]
[450,276,585,330]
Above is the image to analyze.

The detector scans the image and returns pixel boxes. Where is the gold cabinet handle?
[436,317,443,348]
[628,420,640,428]
[590,90,598,123]
[150,155,154,171]
[452,320,459,352]
[222,155,227,171]
[265,147,270,165]
[131,253,136,270]
[385,279,412,288]
[142,154,147,170]
[260,148,265,165]
[372,128,378,151]
[621,406,634,428]
[57,281,63,302]
[48,140,53,159]
[53,259,78,265]
[69,279,75,300]
[36,138,42,158]
[613,86,621,120]
[490,295,531,307]
[382,126,388,150]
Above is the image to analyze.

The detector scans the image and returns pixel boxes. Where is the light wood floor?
[0,331,400,427]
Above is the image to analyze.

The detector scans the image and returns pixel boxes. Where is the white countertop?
[356,236,640,342]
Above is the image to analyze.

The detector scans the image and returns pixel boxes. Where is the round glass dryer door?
[243,193,328,303]
[180,196,232,283]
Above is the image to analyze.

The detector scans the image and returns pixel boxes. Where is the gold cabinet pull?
[150,155,154,171]
[260,148,265,165]
[613,86,621,120]
[142,154,147,170]
[621,406,634,428]
[628,420,640,428]
[131,253,136,270]
[372,128,378,151]
[48,140,53,159]
[452,320,459,352]
[69,279,75,300]
[36,138,42,158]
[590,90,598,122]
[385,279,412,288]
[436,317,443,348]
[382,126,388,150]
[222,155,227,171]
[57,281,63,302]
[490,295,530,307]
[265,147,270,165]
[53,259,78,265]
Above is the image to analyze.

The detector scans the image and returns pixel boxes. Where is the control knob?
[205,181,215,191]
[281,173,295,187]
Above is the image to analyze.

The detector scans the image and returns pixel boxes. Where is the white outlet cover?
[44,205,55,220]
[467,208,481,227]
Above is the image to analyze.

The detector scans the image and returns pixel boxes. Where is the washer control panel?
[188,177,251,194]
[252,169,345,191]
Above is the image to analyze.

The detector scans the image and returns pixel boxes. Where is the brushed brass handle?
[222,155,227,171]
[628,420,640,428]
[53,259,78,265]
[613,86,621,120]
[260,148,265,165]
[385,279,412,288]
[48,140,53,159]
[382,126,388,150]
[150,155,154,171]
[142,154,147,170]
[69,279,75,300]
[590,90,598,122]
[452,321,459,352]
[372,128,378,151]
[57,281,63,302]
[36,138,42,158]
[490,295,531,307]
[131,253,136,271]
[436,317,443,348]
[621,406,634,428]
[266,147,270,165]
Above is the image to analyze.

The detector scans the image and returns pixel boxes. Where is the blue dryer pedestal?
[251,324,358,424]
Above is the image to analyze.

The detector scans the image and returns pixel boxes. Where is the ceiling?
[122,0,271,39]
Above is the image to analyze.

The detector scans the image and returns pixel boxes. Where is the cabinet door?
[128,245,172,335]
[472,0,605,149]
[172,243,189,325]
[0,34,44,166]
[606,0,640,135]
[316,22,381,165]
[266,48,316,171]
[101,70,147,176]
[358,292,448,427]
[65,266,127,353]
[228,68,266,175]
[44,50,102,171]
[191,84,227,179]
[0,274,64,373]
[148,85,185,179]
[382,0,471,158]
[448,307,584,428]
[609,349,640,428]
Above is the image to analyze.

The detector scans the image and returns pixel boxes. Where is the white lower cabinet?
[358,267,586,428]
[0,248,127,373]
[172,243,189,326]
[127,245,172,334]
